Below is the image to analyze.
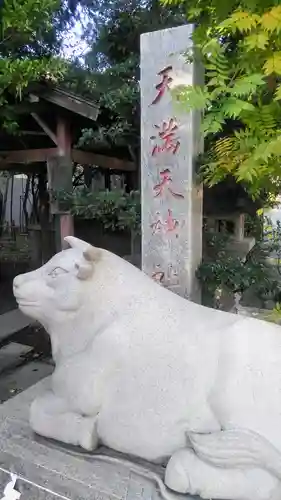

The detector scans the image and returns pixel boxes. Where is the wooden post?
[47,116,74,252]
[54,212,74,251]
[57,116,72,155]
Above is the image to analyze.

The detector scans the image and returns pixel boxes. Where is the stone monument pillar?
[140,24,203,301]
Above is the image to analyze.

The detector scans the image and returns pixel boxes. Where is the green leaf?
[230,74,265,96]
[219,11,260,33]
[266,137,281,156]
[274,84,281,101]
[187,7,203,19]
[172,85,210,111]
[261,6,281,33]
[201,112,226,136]
[201,38,222,57]
[236,160,259,182]
[222,98,255,118]
[244,32,269,50]
[263,53,281,75]
[253,135,281,162]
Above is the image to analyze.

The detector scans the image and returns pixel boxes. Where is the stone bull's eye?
[48,267,68,278]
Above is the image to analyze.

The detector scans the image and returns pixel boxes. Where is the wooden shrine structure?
[0,83,136,252]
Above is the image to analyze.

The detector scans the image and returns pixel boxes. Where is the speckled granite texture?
[0,378,189,500]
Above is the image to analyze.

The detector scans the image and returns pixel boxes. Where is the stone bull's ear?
[75,262,93,280]
[64,236,101,262]
[65,236,101,280]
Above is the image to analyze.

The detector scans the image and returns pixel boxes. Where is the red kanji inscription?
[151,270,165,284]
[166,209,179,232]
[150,118,180,156]
[150,209,179,235]
[151,264,179,287]
[153,169,184,199]
[150,213,162,234]
[151,66,173,105]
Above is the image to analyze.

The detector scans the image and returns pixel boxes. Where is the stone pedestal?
[0,379,190,500]
[140,25,203,302]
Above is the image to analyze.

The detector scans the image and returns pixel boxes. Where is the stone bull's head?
[13,237,101,329]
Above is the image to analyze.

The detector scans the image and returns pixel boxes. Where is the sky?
[61,8,90,60]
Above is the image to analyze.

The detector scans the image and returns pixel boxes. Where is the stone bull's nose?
[13,274,25,290]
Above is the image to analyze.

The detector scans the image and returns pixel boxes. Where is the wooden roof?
[0,83,135,172]
[27,84,99,122]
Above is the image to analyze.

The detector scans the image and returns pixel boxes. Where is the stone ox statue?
[12,236,281,500]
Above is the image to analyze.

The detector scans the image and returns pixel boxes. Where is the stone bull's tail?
[189,429,281,479]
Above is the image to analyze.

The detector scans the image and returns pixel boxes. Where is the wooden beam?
[72,149,135,172]
[10,102,46,115]
[31,112,58,145]
[0,147,136,172]
[0,148,59,164]
[20,130,46,136]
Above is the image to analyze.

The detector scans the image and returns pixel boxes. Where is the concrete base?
[0,378,189,500]
[0,361,53,403]
[0,309,31,343]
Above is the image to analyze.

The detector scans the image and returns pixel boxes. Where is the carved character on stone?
[150,118,180,156]
[151,66,173,105]
[153,169,184,199]
[13,237,281,500]
[150,209,179,235]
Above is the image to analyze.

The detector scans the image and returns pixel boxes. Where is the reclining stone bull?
[13,236,281,500]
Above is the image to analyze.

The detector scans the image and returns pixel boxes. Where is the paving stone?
[0,380,191,500]
[0,309,31,343]
[0,468,61,500]
[0,361,54,403]
[0,342,33,374]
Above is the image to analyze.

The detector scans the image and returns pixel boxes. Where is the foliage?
[263,216,281,275]
[262,302,281,324]
[1,0,85,57]
[164,0,281,198]
[55,188,141,233]
[0,233,30,263]
[0,0,67,130]
[197,219,281,306]
[60,61,98,101]
[77,2,185,162]
[77,56,140,153]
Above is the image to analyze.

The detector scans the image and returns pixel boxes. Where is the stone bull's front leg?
[30,391,99,451]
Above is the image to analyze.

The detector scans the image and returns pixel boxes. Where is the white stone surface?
[140,25,203,301]
[12,236,281,500]
[0,379,188,500]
